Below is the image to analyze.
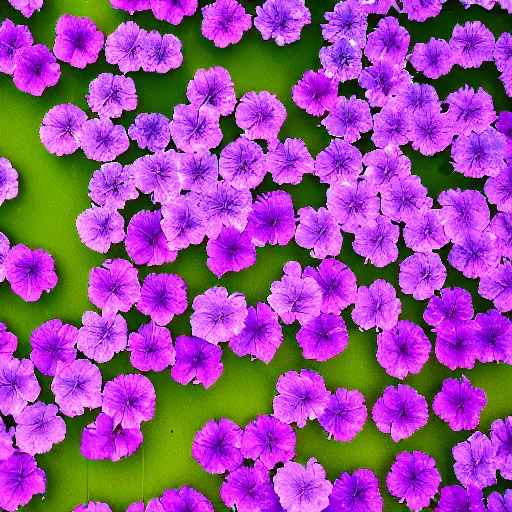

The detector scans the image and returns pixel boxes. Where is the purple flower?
[399,252,447,300]
[296,314,348,362]
[102,374,155,429]
[5,244,57,302]
[377,320,431,379]
[436,324,478,370]
[254,0,311,46]
[108,0,149,15]
[488,491,512,512]
[186,67,236,116]
[314,139,363,185]
[321,1,368,46]
[51,359,102,417]
[170,104,222,154]
[318,388,367,442]
[0,452,45,512]
[89,162,138,209]
[267,138,314,185]
[273,369,330,428]
[160,487,214,512]
[0,158,18,206]
[140,31,183,73]
[0,416,14,461]
[398,82,441,118]
[496,111,512,159]
[485,161,512,211]
[14,402,66,455]
[371,100,411,149]
[219,137,266,190]
[53,15,104,69]
[352,279,401,331]
[202,0,252,48]
[29,319,77,377]
[479,260,512,313]
[190,287,247,344]
[0,322,17,359]
[409,38,453,79]
[192,418,243,474]
[267,261,322,325]
[495,32,512,73]
[321,95,372,143]
[13,44,60,96]
[105,21,146,73]
[433,376,486,431]
[473,309,512,363]
[372,384,428,442]
[235,91,287,141]
[179,152,218,192]
[403,208,449,253]
[40,103,87,157]
[0,357,40,416]
[491,213,512,259]
[491,416,512,480]
[435,486,486,512]
[151,0,198,24]
[128,322,175,373]
[295,206,342,259]
[241,415,295,470]
[76,206,125,254]
[365,17,410,65]
[80,412,143,462]
[274,458,333,512]
[303,258,357,315]
[401,0,443,22]
[126,210,176,267]
[88,259,140,316]
[409,108,454,156]
[77,311,127,363]
[129,114,170,153]
[453,432,497,488]
[0,19,33,74]
[291,69,338,117]
[363,147,411,192]
[324,469,382,512]
[80,118,129,162]
[171,335,223,388]
[387,451,441,511]
[74,503,112,512]
[137,273,187,326]
[8,0,43,17]
[450,21,495,69]
[320,38,362,82]
[352,215,399,268]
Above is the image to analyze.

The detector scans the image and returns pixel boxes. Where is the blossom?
[362,147,411,192]
[108,0,149,15]
[136,273,187,326]
[488,491,512,512]
[51,359,102,417]
[241,415,295,469]
[365,17,410,65]
[254,0,311,46]
[88,259,140,316]
[401,0,443,22]
[352,215,399,268]
[319,38,362,82]
[291,70,338,117]
[0,158,18,206]
[387,451,441,511]
[128,322,175,373]
[491,213,512,259]
[352,279,401,331]
[151,0,198,24]
[160,487,214,512]
[0,357,40,416]
[190,287,247,344]
[7,0,43,17]
[201,0,252,48]
[14,402,66,455]
[490,416,512,480]
[403,208,449,253]
[479,260,512,313]
[40,103,88,156]
[0,416,14,461]
[372,385,428,442]
[399,252,447,300]
[13,44,60,96]
[170,104,222,153]
[161,196,205,249]
[105,21,146,73]
[434,486,486,512]
[267,261,322,325]
[235,91,286,140]
[179,152,218,192]
[171,335,223,388]
[274,458,333,512]
[102,374,155,429]
[77,311,127,363]
[409,108,454,156]
[318,388,367,442]
[433,376,486,431]
[273,369,330,428]
[128,113,170,153]
[0,19,33,74]
[376,320,431,379]
[29,319,77,377]
[473,309,512,363]
[495,32,512,73]
[125,210,176,267]
[296,314,348,362]
[435,324,478,370]
[321,1,368,46]
[0,322,17,359]
[485,161,512,211]
[267,138,314,185]
[453,432,497,488]
[89,162,138,209]
[450,21,495,69]
[76,206,125,254]
[192,418,243,474]
[80,118,129,162]
[371,100,411,148]
[74,503,112,512]
[140,31,183,73]
[5,244,57,302]
[53,15,104,69]
[409,38,453,79]
[314,139,363,185]
[383,175,432,222]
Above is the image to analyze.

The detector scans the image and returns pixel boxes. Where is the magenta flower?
[151,0,198,25]
[479,260,512,312]
[435,324,478,370]
[140,31,183,73]
[160,487,214,512]
[179,151,218,192]
[365,16,410,65]
[108,0,150,15]
[409,108,454,156]
[105,21,146,73]
[485,161,512,211]
[315,138,363,185]
[403,208,449,253]
[320,38,362,82]
[399,252,447,300]
[371,100,411,148]
[88,162,137,209]
[74,503,112,512]
[80,118,129,162]
[292,70,338,117]
[8,0,43,17]
[0,19,33,74]
[0,322,17,360]
[488,491,512,512]
[491,416,512,480]
[491,213,512,259]
[76,206,125,254]
[363,147,411,192]
[0,159,17,206]
[86,74,137,119]
[409,38,453,79]
[435,486,486,512]
[321,1,368,46]
[450,21,495,69]
[267,137,314,185]
[0,357,40,416]
[473,309,512,363]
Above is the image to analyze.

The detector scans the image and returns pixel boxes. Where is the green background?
[0,0,511,510]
